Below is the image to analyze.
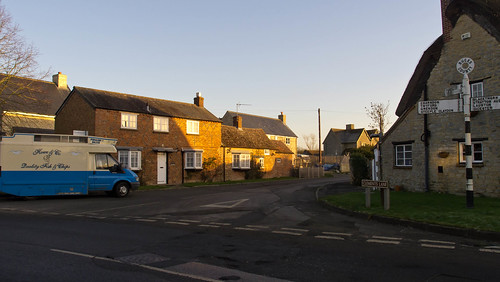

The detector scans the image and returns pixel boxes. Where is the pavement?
[317,181,500,242]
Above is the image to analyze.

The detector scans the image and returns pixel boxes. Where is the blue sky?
[4,0,442,148]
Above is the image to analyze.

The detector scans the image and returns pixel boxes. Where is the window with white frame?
[232,153,250,169]
[259,157,265,169]
[264,149,270,155]
[286,138,291,145]
[187,120,199,135]
[153,116,169,132]
[118,150,141,170]
[459,142,483,164]
[395,144,412,167]
[471,82,483,97]
[121,113,138,129]
[184,151,203,169]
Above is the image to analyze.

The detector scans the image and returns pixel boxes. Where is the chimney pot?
[346,124,354,130]
[194,92,204,107]
[52,72,67,89]
[278,112,286,125]
[233,115,242,129]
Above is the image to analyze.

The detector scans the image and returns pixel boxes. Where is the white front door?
[157,152,167,184]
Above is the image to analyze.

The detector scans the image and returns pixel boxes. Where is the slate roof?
[0,74,70,115]
[221,125,277,150]
[395,0,499,117]
[59,86,221,122]
[221,111,297,138]
[323,128,368,144]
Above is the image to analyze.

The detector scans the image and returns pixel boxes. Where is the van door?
[89,153,121,191]
[157,152,167,184]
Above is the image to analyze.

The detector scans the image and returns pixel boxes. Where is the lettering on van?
[33,148,61,162]
[21,163,70,170]
[18,148,70,170]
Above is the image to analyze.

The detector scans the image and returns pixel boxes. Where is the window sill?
[121,128,138,131]
[393,166,412,169]
[153,130,169,134]
[457,163,484,167]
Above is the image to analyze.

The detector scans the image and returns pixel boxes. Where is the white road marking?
[134,219,157,223]
[322,232,352,237]
[166,221,190,225]
[198,224,221,228]
[372,235,402,241]
[246,225,269,229]
[234,227,259,231]
[479,246,500,254]
[209,222,231,226]
[419,239,455,245]
[178,219,201,223]
[421,243,455,249]
[79,202,161,214]
[367,239,400,245]
[272,230,303,236]
[201,198,249,209]
[281,227,309,233]
[315,235,345,240]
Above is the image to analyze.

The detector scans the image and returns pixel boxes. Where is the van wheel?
[113,182,130,197]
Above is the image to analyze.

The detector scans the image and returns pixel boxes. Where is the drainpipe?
[423,85,430,192]
[222,146,226,182]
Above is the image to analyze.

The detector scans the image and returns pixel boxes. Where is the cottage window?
[185,151,202,169]
[153,116,169,132]
[471,82,483,97]
[459,142,483,164]
[118,150,141,170]
[395,144,412,167]
[232,153,250,169]
[187,120,199,135]
[259,157,265,169]
[121,113,138,129]
[264,149,270,155]
[286,138,291,145]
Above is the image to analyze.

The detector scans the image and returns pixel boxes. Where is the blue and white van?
[0,133,139,197]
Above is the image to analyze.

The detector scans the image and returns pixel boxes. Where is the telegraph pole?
[318,108,322,165]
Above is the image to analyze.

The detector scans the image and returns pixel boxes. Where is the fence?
[299,167,324,179]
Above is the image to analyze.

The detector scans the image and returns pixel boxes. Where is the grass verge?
[321,191,500,233]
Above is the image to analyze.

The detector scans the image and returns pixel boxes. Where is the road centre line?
[199,224,221,228]
[135,218,157,223]
[166,221,190,226]
[51,249,219,282]
[178,219,201,223]
[209,222,231,226]
[421,243,455,249]
[315,235,345,240]
[372,235,402,241]
[246,225,269,229]
[419,239,455,245]
[234,227,259,231]
[272,230,303,236]
[367,239,400,245]
[479,246,500,254]
[281,227,309,233]
[322,232,352,237]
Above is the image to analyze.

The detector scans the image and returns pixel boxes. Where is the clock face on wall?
[456,57,474,74]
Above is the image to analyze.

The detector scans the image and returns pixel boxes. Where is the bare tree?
[302,133,318,151]
[0,1,46,107]
[365,101,391,136]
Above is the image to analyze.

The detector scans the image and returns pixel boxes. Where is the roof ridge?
[227,110,280,121]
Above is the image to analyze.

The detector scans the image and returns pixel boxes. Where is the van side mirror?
[110,164,123,173]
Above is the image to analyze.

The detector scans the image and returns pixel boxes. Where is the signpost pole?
[462,73,474,208]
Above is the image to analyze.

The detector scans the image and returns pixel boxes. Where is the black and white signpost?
[417,58,478,208]
[456,58,475,208]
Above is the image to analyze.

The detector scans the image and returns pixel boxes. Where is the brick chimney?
[346,124,354,130]
[52,72,67,89]
[441,0,452,42]
[194,92,204,107]
[233,115,242,130]
[278,112,286,125]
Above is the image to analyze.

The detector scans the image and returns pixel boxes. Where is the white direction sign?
[418,99,463,114]
[471,96,500,111]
